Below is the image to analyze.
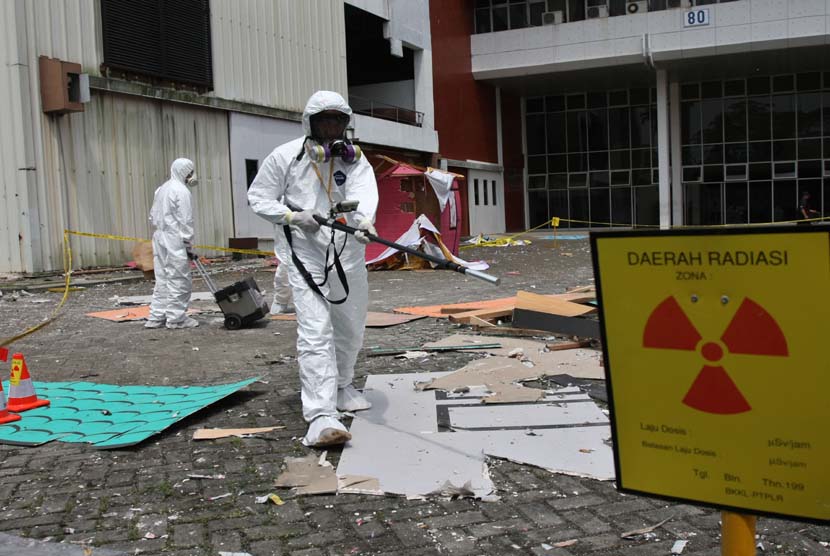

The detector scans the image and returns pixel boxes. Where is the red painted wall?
[430,0,498,164]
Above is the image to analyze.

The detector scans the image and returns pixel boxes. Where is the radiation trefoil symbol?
[643,297,788,415]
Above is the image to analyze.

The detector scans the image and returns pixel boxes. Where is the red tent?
[367,156,463,262]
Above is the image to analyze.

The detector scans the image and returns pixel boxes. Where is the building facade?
[0,0,437,274]
[466,0,830,230]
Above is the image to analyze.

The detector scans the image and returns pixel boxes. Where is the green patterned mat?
[0,378,259,449]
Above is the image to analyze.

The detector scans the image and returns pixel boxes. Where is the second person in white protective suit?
[146,158,200,330]
[248,91,378,447]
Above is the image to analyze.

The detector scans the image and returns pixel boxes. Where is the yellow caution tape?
[65,230,274,257]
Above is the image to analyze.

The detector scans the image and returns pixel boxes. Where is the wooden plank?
[512,308,600,338]
[546,339,592,351]
[440,307,483,315]
[515,290,596,317]
[552,292,597,304]
[467,315,495,327]
[565,285,596,294]
[448,306,514,324]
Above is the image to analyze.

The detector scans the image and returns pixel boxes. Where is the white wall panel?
[210,0,348,112]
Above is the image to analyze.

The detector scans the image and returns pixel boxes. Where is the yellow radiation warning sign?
[591,227,829,523]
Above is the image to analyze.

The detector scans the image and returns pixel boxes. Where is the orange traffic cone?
[0,381,21,424]
[6,353,50,412]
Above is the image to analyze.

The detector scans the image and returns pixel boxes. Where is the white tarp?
[336,373,615,499]
[366,214,488,270]
[424,167,457,228]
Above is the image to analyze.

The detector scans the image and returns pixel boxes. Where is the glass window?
[773,140,796,160]
[797,92,822,137]
[570,188,589,222]
[529,1,545,26]
[749,163,771,181]
[681,83,700,100]
[610,150,630,170]
[475,8,491,33]
[611,171,630,186]
[546,113,567,153]
[725,182,748,224]
[799,160,821,178]
[747,97,771,141]
[798,72,821,91]
[631,148,651,168]
[473,179,480,206]
[773,75,794,93]
[630,106,650,148]
[528,190,549,227]
[609,90,628,106]
[587,92,607,109]
[569,173,587,188]
[587,110,608,150]
[701,99,724,143]
[548,155,567,173]
[747,77,770,96]
[608,107,630,149]
[724,99,747,142]
[630,88,649,105]
[492,6,508,31]
[509,3,527,29]
[748,142,771,162]
[773,180,797,221]
[526,97,545,113]
[799,138,821,160]
[528,155,546,174]
[568,153,587,173]
[632,169,652,185]
[528,175,547,189]
[823,92,830,136]
[772,94,796,138]
[702,81,722,99]
[725,164,748,181]
[684,182,722,225]
[704,165,724,182]
[548,189,568,225]
[635,186,659,226]
[589,151,609,171]
[749,181,772,223]
[682,146,702,165]
[683,166,702,182]
[590,188,610,227]
[548,174,567,189]
[611,187,632,225]
[526,114,546,155]
[681,101,701,145]
[567,94,585,110]
[703,144,723,164]
[725,143,747,164]
[724,80,745,97]
[590,172,610,188]
[546,95,565,112]
[567,112,587,152]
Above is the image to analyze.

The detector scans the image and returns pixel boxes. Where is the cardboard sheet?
[394,297,516,318]
[193,426,283,440]
[0,378,258,448]
[86,305,199,322]
[335,373,615,500]
[275,453,337,495]
[270,311,426,328]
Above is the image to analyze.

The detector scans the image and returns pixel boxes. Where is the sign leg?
[721,511,756,556]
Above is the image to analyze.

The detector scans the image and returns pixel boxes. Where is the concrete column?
[413,49,435,130]
[521,96,529,230]
[496,87,503,167]
[656,68,670,230]
[669,79,683,227]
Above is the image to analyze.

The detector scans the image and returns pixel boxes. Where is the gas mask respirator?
[186,174,199,188]
[307,140,362,164]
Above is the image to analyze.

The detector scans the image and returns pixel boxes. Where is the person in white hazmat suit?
[271,257,294,314]
[248,91,378,447]
[145,158,200,330]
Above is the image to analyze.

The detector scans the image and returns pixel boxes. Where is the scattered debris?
[426,480,476,499]
[187,473,226,480]
[218,552,253,556]
[671,539,689,554]
[270,311,427,328]
[192,426,284,440]
[621,516,673,539]
[255,493,284,505]
[208,493,232,501]
[553,539,578,548]
[275,452,337,495]
[368,343,502,357]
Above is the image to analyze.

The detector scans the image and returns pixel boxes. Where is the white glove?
[354,219,376,245]
[287,210,321,233]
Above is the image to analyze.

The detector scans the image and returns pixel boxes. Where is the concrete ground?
[0,236,827,556]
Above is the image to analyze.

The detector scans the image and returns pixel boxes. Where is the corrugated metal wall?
[36,93,233,270]
[210,0,349,112]
[0,1,29,274]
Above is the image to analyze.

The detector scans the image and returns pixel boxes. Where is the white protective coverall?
[248,91,378,446]
[271,256,294,314]
[147,158,197,328]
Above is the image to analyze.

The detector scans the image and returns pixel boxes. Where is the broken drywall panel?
[275,453,337,495]
[337,475,384,496]
[421,335,604,379]
[335,373,614,498]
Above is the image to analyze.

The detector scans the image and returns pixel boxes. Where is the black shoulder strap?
[282,225,349,305]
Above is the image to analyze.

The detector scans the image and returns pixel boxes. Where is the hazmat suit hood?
[170,158,195,185]
[302,91,352,138]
